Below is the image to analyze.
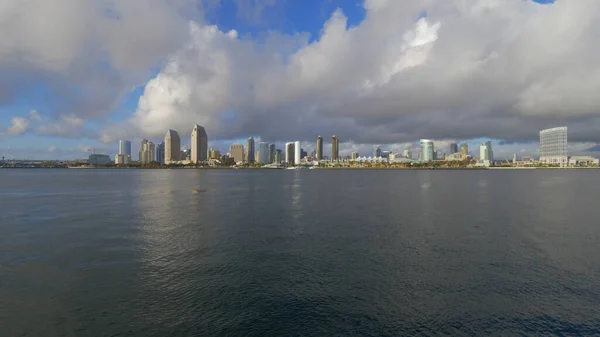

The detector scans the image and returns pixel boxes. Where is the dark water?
[1,169,600,336]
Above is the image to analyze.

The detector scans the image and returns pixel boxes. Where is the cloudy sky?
[1,0,599,160]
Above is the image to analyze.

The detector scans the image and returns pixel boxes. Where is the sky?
[2,0,600,160]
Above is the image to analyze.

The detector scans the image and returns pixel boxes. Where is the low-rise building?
[568,156,599,167]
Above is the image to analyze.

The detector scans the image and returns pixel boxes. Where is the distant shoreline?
[2,166,598,170]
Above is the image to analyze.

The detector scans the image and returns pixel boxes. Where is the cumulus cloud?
[1,117,30,136]
[125,0,600,153]
[0,0,202,119]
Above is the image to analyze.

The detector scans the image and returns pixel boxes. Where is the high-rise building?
[274,149,282,164]
[246,137,255,162]
[258,142,270,164]
[208,149,220,159]
[139,139,154,164]
[332,135,339,161]
[513,153,517,164]
[230,143,244,163]
[374,147,381,158]
[285,142,295,165]
[156,142,165,164]
[351,152,359,160]
[403,149,412,159]
[301,148,307,159]
[450,143,458,154]
[479,141,493,163]
[420,139,434,162]
[316,136,323,161]
[165,129,181,164]
[268,143,276,163]
[294,141,301,164]
[118,140,131,156]
[539,126,568,166]
[191,124,208,163]
[460,142,469,156]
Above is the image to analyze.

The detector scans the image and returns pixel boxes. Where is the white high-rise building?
[479,141,493,165]
[403,149,412,159]
[258,142,270,164]
[539,126,568,166]
[165,130,181,164]
[139,139,155,164]
[420,140,434,162]
[191,124,208,163]
[294,141,301,164]
[285,142,295,165]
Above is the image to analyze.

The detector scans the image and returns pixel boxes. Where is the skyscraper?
[274,149,282,164]
[208,149,220,159]
[246,137,255,162]
[156,142,165,164]
[118,140,131,156]
[230,143,244,163]
[191,124,208,163]
[351,152,359,160]
[316,136,323,161]
[374,147,381,158]
[450,143,458,154]
[420,139,434,162]
[539,126,568,166]
[294,141,301,164]
[165,130,180,164]
[331,135,339,161]
[139,139,155,164]
[460,142,469,157]
[285,142,295,165]
[479,141,493,163]
[258,142,270,164]
[268,143,276,163]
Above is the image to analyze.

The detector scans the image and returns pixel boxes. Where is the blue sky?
[5,0,597,161]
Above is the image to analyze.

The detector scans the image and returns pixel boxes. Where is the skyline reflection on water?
[1,169,600,336]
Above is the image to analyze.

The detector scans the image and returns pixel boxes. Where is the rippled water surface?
[1,169,600,336]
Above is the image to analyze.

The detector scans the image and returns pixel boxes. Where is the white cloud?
[29,110,42,121]
[2,117,30,136]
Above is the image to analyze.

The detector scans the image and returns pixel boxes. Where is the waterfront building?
[351,152,359,160]
[420,139,434,162]
[230,143,244,163]
[118,140,131,156]
[89,154,111,165]
[156,142,165,164]
[165,130,181,164]
[246,137,255,162]
[332,136,339,161]
[191,124,208,163]
[268,143,276,163]
[316,136,323,161]
[381,150,390,159]
[450,143,458,154]
[258,142,270,164]
[139,139,155,164]
[374,147,381,158]
[286,142,295,165]
[208,149,220,159]
[115,154,131,165]
[403,149,412,159]
[568,156,599,167]
[479,141,493,165]
[294,141,301,165]
[274,149,282,164]
[513,153,517,164]
[540,126,568,166]
[460,142,469,156]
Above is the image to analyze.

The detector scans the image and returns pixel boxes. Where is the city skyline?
[3,1,600,161]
